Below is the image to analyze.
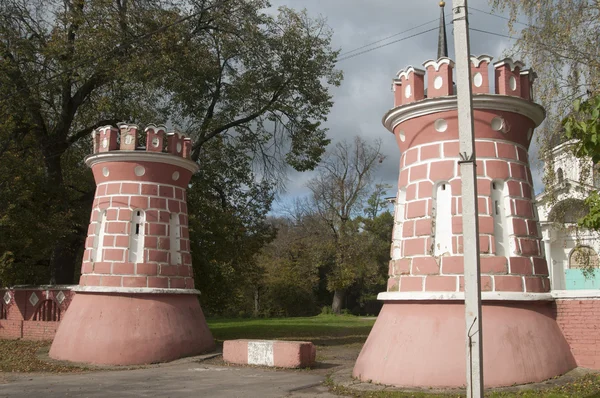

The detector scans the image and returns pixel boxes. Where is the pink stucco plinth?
[353,301,576,388]
[49,292,215,365]
[223,339,316,368]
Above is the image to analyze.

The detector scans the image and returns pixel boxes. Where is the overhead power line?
[469,6,534,28]
[337,26,439,62]
[469,28,516,41]
[339,16,446,57]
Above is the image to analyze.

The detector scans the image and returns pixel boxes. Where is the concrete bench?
[223,339,316,369]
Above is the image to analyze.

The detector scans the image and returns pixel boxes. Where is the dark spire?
[437,1,448,59]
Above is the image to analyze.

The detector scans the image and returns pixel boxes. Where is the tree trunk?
[332,289,346,314]
[43,141,80,285]
[253,287,260,317]
[49,235,81,284]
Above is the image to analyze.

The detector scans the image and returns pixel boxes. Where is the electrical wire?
[469,6,534,28]
[338,16,446,57]
[337,26,439,62]
[469,28,516,41]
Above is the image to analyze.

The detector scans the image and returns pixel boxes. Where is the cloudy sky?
[268,0,539,214]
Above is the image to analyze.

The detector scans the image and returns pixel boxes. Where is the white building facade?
[536,140,600,290]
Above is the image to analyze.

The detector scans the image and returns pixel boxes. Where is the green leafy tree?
[306,137,385,314]
[562,96,600,234]
[491,0,600,146]
[0,0,342,284]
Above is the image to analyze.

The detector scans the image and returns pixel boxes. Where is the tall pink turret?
[49,123,214,365]
[352,55,576,387]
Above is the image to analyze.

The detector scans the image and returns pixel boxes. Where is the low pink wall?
[0,286,74,340]
[555,297,600,369]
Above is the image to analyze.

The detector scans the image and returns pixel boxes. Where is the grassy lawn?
[206,313,375,346]
[1,314,599,398]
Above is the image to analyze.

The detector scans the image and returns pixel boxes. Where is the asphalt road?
[0,363,339,398]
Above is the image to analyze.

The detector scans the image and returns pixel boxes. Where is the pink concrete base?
[353,301,576,388]
[223,340,316,368]
[49,293,214,365]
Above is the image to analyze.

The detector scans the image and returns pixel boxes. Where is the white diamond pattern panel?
[29,292,39,306]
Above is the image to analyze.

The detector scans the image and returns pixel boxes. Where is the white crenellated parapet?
[423,57,455,98]
[494,58,526,96]
[118,124,139,151]
[470,55,493,94]
[91,124,191,160]
[391,55,537,107]
[394,66,426,107]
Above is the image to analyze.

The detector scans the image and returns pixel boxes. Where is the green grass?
[207,313,375,346]
[327,373,600,398]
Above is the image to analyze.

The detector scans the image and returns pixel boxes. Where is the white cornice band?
[73,286,201,295]
[85,151,200,173]
[382,94,546,133]
[378,291,553,301]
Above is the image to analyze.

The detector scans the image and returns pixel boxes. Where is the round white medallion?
[176,142,182,153]
[134,166,146,176]
[434,76,443,90]
[152,137,160,148]
[102,167,110,177]
[405,84,412,99]
[399,130,406,142]
[101,137,108,148]
[434,118,448,133]
[124,134,133,145]
[509,76,517,91]
[172,171,180,181]
[473,72,483,88]
[491,117,505,132]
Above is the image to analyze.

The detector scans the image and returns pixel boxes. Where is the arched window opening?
[556,167,564,184]
[33,299,61,322]
[492,181,510,256]
[129,210,145,263]
[170,213,182,265]
[433,182,452,256]
[93,211,107,262]
[569,246,599,269]
[0,302,7,320]
[392,188,406,260]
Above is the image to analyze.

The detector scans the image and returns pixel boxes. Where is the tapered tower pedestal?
[50,124,214,365]
[354,300,575,388]
[353,56,576,387]
[50,292,214,365]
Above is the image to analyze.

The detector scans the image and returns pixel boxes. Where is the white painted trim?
[8,285,76,291]
[470,55,493,67]
[396,66,426,80]
[551,290,600,299]
[422,57,455,71]
[73,286,201,295]
[493,58,525,71]
[378,291,553,301]
[85,151,199,173]
[382,94,546,132]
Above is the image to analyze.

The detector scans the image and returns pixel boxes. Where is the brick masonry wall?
[555,298,600,369]
[0,288,74,340]
[80,177,194,289]
[387,137,549,294]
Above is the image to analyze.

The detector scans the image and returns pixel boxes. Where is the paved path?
[0,363,339,398]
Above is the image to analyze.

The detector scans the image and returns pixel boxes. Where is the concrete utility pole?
[450,0,484,396]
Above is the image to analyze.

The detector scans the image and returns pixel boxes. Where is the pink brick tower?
[49,124,214,365]
[352,56,576,387]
